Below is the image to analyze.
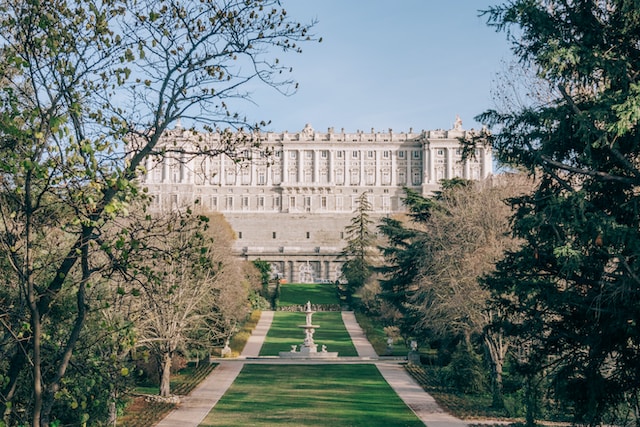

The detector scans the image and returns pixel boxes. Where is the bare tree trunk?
[22,174,43,427]
[524,375,538,427]
[31,309,42,427]
[483,332,507,410]
[39,238,91,426]
[108,399,117,427]
[159,352,172,397]
[490,353,505,409]
[2,349,28,424]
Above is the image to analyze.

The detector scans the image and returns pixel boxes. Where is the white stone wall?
[140,123,492,282]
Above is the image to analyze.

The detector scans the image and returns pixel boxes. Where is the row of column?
[276,260,338,283]
[150,147,486,186]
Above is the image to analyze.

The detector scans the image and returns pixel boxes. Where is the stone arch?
[299,262,314,284]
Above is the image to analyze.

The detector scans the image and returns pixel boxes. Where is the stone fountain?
[278,301,339,359]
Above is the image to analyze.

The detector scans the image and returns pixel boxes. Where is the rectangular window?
[398,151,405,158]
[258,196,264,207]
[336,151,343,158]
[238,232,243,239]
[366,169,375,185]
[306,232,310,239]
[241,168,250,185]
[272,232,276,239]
[321,150,328,158]
[321,196,327,208]
[368,151,374,158]
[290,151,297,159]
[437,149,444,156]
[352,151,358,158]
[306,151,312,159]
[413,150,421,159]
[290,196,296,208]
[275,151,282,158]
[398,171,406,185]
[383,151,390,158]
[412,170,422,185]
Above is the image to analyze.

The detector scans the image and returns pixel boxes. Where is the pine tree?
[340,192,376,302]
[477,1,640,424]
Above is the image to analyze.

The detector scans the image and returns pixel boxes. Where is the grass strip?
[199,364,424,427]
[259,311,358,357]
[278,283,340,306]
[354,311,408,357]
[210,310,262,358]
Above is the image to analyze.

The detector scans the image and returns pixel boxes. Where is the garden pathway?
[154,310,470,427]
[341,311,468,427]
[154,311,274,427]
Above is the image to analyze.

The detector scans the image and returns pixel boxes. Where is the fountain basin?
[278,350,339,359]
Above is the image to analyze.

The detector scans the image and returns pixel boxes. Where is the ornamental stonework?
[140,121,492,283]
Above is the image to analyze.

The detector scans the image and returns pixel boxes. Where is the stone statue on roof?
[453,115,463,131]
[301,123,314,139]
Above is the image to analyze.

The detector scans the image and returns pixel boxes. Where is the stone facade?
[140,120,492,283]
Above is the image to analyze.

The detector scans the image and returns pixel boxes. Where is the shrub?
[443,342,486,394]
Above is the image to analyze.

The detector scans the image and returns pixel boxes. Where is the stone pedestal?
[407,351,421,366]
[278,349,339,359]
[221,339,232,358]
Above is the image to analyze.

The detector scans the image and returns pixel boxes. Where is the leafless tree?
[410,173,535,407]
[104,207,255,397]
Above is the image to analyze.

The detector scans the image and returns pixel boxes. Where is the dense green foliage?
[477,1,640,424]
[0,0,316,424]
[252,259,272,299]
[376,188,432,339]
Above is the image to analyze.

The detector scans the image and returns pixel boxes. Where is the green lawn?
[199,364,424,427]
[278,283,340,306]
[259,311,358,357]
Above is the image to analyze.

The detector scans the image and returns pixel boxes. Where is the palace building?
[140,119,492,283]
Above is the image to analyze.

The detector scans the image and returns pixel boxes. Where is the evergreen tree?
[477,1,640,424]
[376,215,426,339]
[252,259,272,297]
[340,192,376,301]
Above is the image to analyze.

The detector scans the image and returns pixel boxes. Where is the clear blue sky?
[241,1,514,134]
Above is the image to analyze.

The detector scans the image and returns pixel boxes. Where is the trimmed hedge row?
[278,303,342,312]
